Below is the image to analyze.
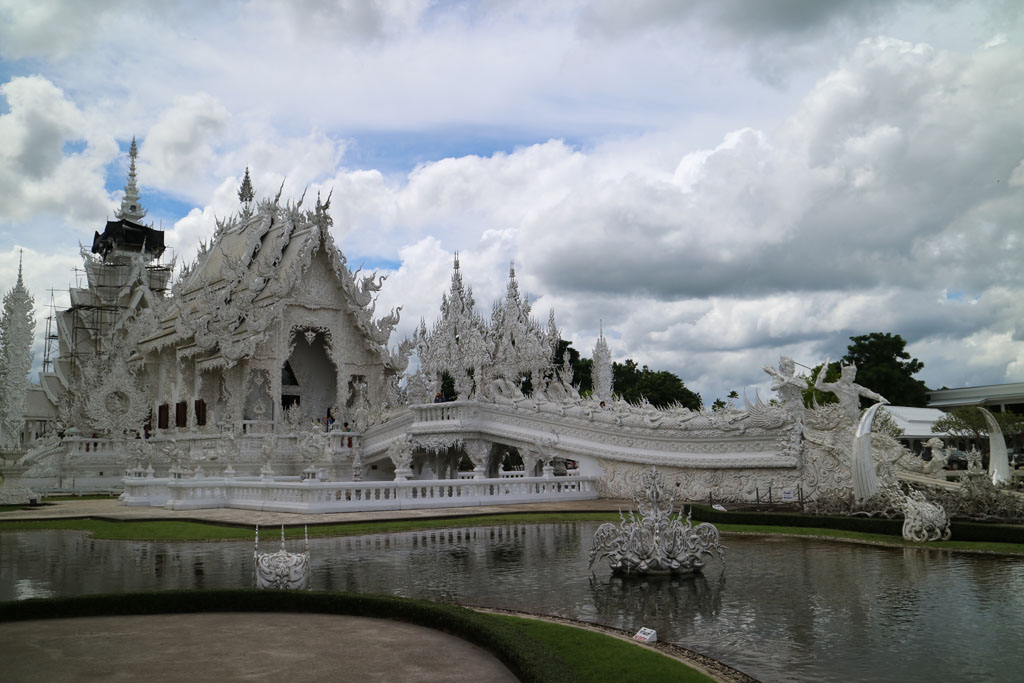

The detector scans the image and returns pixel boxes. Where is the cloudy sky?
[1,0,1022,405]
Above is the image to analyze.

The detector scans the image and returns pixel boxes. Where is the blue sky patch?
[342,127,585,174]
[61,139,88,155]
[142,191,197,225]
[345,256,402,272]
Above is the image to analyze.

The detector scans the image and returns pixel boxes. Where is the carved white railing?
[66,437,119,456]
[121,473,599,513]
[329,430,360,451]
[242,420,274,434]
[411,403,465,423]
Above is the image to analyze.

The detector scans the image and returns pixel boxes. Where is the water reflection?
[1,523,1022,683]
[588,571,725,623]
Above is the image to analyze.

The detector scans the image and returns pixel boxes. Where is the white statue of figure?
[482,376,522,404]
[887,436,948,477]
[763,356,805,415]
[814,359,887,424]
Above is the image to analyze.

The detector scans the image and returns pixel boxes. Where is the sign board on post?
[781,488,796,503]
[633,627,657,643]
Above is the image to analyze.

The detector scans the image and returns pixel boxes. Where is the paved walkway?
[0,497,629,525]
[0,612,519,683]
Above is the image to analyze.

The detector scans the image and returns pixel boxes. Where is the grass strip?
[492,614,716,683]
[0,590,713,683]
[714,523,1024,555]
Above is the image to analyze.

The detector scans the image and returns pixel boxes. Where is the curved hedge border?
[0,590,577,683]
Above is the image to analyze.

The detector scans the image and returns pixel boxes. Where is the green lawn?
[494,614,715,683]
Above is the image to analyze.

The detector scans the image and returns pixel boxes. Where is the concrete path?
[0,612,519,683]
[0,497,628,525]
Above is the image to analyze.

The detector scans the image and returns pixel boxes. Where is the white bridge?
[115,397,788,513]
[362,400,794,476]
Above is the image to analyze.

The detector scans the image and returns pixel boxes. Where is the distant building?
[883,406,950,454]
[927,382,1024,414]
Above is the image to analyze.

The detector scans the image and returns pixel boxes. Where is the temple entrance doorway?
[283,330,337,425]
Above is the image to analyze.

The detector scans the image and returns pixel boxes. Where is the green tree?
[802,362,842,408]
[874,408,904,439]
[712,390,739,412]
[841,332,928,407]
[612,359,701,410]
[553,339,593,394]
[932,407,1024,451]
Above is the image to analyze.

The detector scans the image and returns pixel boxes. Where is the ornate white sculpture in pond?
[589,469,724,576]
[253,525,310,590]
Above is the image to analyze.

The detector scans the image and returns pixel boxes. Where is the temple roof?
[138,193,406,372]
[91,219,166,260]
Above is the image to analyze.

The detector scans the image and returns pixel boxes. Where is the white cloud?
[0,0,129,60]
[1,3,1022,406]
[140,93,231,199]
[331,35,1024,401]
[0,76,117,227]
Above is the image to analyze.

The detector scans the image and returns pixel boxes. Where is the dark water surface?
[2,522,1022,683]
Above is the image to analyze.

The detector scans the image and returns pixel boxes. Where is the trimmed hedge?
[688,504,1024,544]
[949,521,1024,545]
[0,590,577,683]
[688,505,904,535]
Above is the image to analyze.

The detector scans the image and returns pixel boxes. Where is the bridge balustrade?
[121,472,599,513]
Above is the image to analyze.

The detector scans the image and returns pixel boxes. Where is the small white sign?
[712,504,727,512]
[781,488,796,502]
[633,627,657,643]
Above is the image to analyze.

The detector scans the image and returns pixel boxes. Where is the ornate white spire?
[238,166,255,206]
[115,137,148,224]
[592,321,612,403]
[0,255,36,448]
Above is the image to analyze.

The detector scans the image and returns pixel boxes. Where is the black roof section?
[91,219,166,260]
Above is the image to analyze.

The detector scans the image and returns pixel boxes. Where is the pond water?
[2,522,1022,683]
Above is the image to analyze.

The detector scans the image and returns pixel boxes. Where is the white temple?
[4,142,956,515]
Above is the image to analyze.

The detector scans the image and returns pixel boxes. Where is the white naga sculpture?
[851,403,884,502]
[253,525,311,590]
[979,408,1011,486]
[590,468,724,576]
[901,490,951,542]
